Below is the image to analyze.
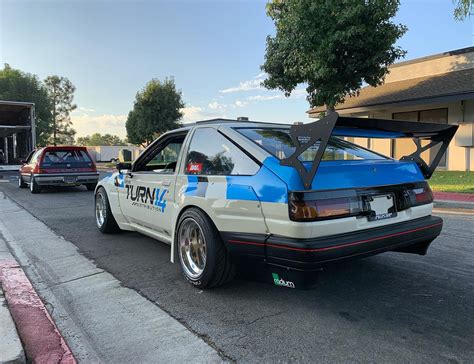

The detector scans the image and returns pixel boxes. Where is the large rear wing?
[280,113,458,189]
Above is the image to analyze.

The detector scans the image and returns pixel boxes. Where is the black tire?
[18,175,27,188]
[95,187,120,233]
[86,182,97,191]
[176,208,235,289]
[29,175,41,194]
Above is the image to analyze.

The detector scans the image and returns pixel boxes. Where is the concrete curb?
[0,238,25,364]
[434,200,474,211]
[0,286,25,364]
[0,261,76,364]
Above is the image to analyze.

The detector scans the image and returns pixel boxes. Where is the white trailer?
[86,145,142,163]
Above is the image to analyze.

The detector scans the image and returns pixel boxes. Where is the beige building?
[309,46,474,171]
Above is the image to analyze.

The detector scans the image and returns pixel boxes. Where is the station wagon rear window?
[41,150,93,168]
[236,128,387,162]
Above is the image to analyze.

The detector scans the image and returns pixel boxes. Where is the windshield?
[236,128,387,162]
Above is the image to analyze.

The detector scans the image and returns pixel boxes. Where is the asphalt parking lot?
[0,170,473,362]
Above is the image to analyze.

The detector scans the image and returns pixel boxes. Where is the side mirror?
[116,162,132,174]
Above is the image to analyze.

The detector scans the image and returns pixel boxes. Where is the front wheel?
[95,187,120,233]
[177,208,235,289]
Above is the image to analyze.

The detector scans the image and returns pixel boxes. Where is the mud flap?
[391,238,435,256]
[235,257,321,290]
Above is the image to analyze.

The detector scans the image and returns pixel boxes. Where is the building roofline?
[308,91,474,115]
[390,46,474,69]
[0,100,35,107]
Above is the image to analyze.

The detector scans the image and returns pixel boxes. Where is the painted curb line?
[433,191,474,203]
[0,260,76,364]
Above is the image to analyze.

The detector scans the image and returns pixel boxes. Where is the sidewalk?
[0,237,74,364]
[0,192,222,362]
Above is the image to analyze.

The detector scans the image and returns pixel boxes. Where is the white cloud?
[72,114,127,138]
[181,106,225,123]
[243,88,307,103]
[235,100,248,107]
[208,101,229,111]
[219,79,263,94]
[208,101,220,110]
[247,94,284,101]
[219,72,268,94]
[253,72,266,79]
[78,106,95,113]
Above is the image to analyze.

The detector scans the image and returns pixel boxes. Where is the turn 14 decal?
[125,184,168,213]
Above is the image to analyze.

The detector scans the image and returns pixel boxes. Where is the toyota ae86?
[94,113,457,289]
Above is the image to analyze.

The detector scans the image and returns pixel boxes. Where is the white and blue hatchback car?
[95,113,457,289]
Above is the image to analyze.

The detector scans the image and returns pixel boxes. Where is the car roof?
[172,118,292,133]
[42,146,88,151]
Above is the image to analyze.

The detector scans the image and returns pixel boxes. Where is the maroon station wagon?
[19,146,99,193]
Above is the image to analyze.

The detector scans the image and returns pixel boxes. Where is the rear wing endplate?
[280,112,458,189]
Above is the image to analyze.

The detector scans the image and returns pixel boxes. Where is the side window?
[185,128,259,176]
[30,150,42,164]
[25,150,36,163]
[135,135,186,173]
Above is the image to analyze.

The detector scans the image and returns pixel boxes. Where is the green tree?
[0,64,53,146]
[44,75,77,145]
[76,133,126,146]
[261,0,407,111]
[453,0,473,20]
[76,136,91,146]
[126,78,184,146]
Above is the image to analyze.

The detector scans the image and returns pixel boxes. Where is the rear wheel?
[177,208,235,289]
[29,175,41,194]
[86,182,97,191]
[18,175,27,188]
[95,187,120,233]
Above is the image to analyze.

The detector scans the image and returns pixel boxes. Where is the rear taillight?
[289,191,363,221]
[289,182,433,222]
[405,184,433,207]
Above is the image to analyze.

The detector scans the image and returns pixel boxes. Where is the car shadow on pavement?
[34,186,93,194]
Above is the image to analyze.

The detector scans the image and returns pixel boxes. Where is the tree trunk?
[326,104,336,114]
[53,94,57,146]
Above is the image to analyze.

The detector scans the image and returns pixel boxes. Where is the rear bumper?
[32,172,100,186]
[223,215,443,271]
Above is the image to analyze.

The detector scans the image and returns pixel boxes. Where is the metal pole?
[30,105,36,149]
[12,133,17,159]
[4,137,8,164]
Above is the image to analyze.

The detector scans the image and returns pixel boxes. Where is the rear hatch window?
[236,128,387,161]
[41,150,94,169]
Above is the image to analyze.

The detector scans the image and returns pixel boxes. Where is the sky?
[0,0,473,138]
